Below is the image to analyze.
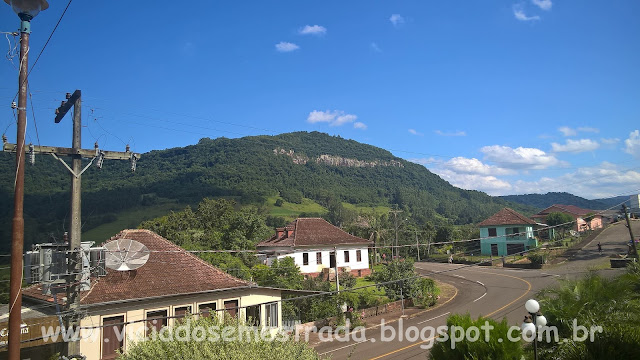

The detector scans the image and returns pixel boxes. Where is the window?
[316,252,322,265]
[488,228,497,237]
[302,252,309,265]
[246,305,261,326]
[356,250,362,262]
[175,306,192,323]
[146,310,167,335]
[224,300,239,318]
[198,302,216,318]
[344,251,350,263]
[102,315,124,359]
[265,302,278,328]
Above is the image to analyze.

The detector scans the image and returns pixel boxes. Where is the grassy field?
[342,203,391,216]
[82,202,185,243]
[264,196,328,220]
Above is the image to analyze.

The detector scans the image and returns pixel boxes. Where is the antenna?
[104,239,150,271]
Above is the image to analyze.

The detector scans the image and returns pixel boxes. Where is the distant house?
[479,208,538,256]
[256,218,373,278]
[531,204,602,232]
[21,229,282,360]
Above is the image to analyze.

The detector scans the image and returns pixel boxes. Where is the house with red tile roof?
[478,208,538,256]
[256,218,373,278]
[531,204,602,232]
[21,229,282,360]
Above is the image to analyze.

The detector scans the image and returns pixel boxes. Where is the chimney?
[276,228,284,238]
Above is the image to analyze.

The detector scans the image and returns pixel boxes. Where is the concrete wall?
[79,288,281,360]
[480,225,537,256]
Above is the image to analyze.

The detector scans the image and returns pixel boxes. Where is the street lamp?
[521,299,547,360]
[4,1,48,360]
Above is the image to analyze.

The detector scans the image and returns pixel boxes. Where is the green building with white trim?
[479,208,538,256]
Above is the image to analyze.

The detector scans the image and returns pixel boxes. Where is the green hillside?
[0,131,536,251]
[499,192,608,210]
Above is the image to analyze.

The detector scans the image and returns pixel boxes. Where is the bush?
[339,270,357,289]
[430,314,524,360]
[119,316,321,360]
[411,277,440,308]
[274,198,284,207]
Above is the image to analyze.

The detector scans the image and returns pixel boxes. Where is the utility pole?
[333,247,340,292]
[7,10,31,360]
[3,90,139,358]
[415,229,420,261]
[623,204,638,258]
[390,210,403,259]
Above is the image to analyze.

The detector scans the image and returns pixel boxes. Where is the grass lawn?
[265,196,327,220]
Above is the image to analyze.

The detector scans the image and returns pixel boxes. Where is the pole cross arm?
[2,142,140,160]
[54,89,81,123]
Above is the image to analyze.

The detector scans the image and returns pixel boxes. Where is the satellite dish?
[104,239,150,271]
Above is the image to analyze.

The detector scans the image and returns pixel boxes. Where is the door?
[491,244,499,256]
[329,252,336,268]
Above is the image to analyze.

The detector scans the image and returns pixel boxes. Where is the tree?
[119,316,321,360]
[545,212,574,240]
[534,269,640,360]
[370,258,417,300]
[430,314,524,360]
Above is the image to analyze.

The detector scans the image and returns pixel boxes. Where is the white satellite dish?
[104,239,150,271]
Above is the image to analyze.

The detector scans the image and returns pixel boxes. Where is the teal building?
[479,208,538,256]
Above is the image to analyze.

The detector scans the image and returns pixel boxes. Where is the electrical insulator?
[11,102,17,109]
[29,143,35,165]
[96,151,105,169]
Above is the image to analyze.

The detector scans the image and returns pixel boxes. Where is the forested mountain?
[499,192,609,210]
[0,131,536,252]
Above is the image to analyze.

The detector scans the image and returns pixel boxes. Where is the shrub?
[411,277,440,308]
[430,314,523,360]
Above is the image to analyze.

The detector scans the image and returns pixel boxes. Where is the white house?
[256,218,373,278]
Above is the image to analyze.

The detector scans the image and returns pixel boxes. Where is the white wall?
[272,246,369,274]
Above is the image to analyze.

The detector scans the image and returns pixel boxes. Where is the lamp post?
[521,299,547,360]
[3,1,48,359]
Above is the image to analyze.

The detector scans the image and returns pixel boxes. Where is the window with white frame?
[265,302,278,327]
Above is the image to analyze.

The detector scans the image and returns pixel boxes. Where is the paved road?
[314,221,639,360]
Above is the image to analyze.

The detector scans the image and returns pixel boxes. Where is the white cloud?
[481,145,564,170]
[601,138,620,145]
[299,25,326,35]
[353,122,367,130]
[625,130,640,158]
[430,169,513,195]
[578,127,599,133]
[558,126,577,137]
[559,126,600,137]
[390,14,405,26]
[408,157,439,166]
[370,42,382,53]
[509,162,640,199]
[275,42,299,52]
[442,157,515,176]
[551,139,600,153]
[514,8,540,21]
[307,110,358,127]
[532,0,553,11]
[435,130,466,137]
[408,129,423,136]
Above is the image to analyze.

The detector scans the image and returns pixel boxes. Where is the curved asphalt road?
[313,221,639,360]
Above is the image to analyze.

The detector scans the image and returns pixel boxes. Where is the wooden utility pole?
[623,204,638,258]
[2,90,139,358]
[390,210,403,258]
[7,14,31,360]
[415,229,420,261]
[333,246,340,292]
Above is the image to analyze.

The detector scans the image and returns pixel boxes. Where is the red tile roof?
[256,218,372,248]
[534,204,596,217]
[478,208,536,226]
[23,229,251,306]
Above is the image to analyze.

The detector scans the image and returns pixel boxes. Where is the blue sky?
[1,0,639,199]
